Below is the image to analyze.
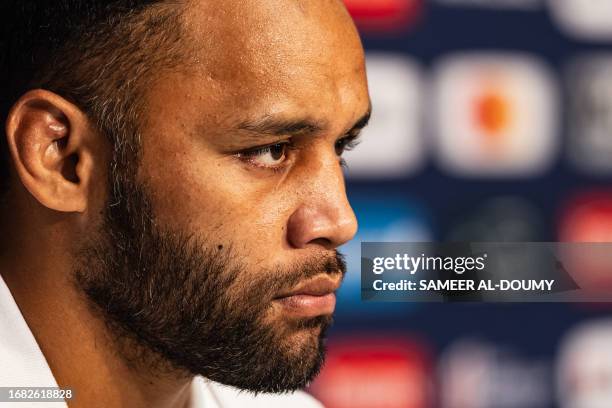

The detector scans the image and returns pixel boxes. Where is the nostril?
[308,237,333,249]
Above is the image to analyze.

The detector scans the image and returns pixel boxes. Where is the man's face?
[76,0,370,392]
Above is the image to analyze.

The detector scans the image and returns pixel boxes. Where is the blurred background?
[308,1,612,407]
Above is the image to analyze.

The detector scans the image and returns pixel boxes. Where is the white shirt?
[0,275,323,408]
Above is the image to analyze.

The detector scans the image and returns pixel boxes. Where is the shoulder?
[191,376,324,408]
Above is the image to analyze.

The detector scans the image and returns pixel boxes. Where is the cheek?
[251,192,296,248]
[139,141,295,255]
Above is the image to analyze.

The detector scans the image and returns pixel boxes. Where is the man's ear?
[5,89,98,213]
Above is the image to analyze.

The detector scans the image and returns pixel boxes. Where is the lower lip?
[274,293,336,318]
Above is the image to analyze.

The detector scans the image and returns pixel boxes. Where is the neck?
[0,220,193,408]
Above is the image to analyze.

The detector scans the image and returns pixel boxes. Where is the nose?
[286,155,358,250]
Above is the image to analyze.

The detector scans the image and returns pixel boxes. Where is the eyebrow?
[237,116,325,137]
[236,107,372,138]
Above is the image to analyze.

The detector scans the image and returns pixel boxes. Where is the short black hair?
[0,0,187,198]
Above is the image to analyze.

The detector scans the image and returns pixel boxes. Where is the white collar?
[0,274,66,407]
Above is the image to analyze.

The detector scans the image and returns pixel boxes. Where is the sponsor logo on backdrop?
[559,192,612,243]
[557,319,612,408]
[343,0,423,33]
[439,339,551,408]
[432,53,559,177]
[566,55,612,174]
[344,53,425,179]
[549,0,612,41]
[310,337,431,408]
[558,192,612,290]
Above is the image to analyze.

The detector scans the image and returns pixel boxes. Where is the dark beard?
[73,174,346,393]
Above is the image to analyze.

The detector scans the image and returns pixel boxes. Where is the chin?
[274,314,331,355]
[285,324,323,350]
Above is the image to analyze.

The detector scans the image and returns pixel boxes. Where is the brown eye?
[335,139,347,156]
[269,144,285,161]
[239,143,288,168]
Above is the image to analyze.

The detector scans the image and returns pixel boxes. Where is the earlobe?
[5,90,96,213]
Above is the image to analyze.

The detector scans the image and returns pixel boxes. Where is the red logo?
[343,0,423,33]
[309,336,431,408]
[560,191,612,243]
[558,191,612,291]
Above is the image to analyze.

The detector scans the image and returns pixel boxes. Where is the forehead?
[178,0,369,122]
